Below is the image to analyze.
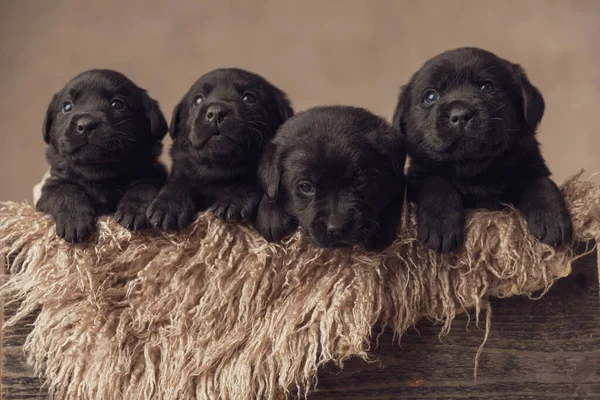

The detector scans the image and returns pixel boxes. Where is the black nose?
[449,105,475,127]
[327,222,345,237]
[206,104,229,125]
[75,116,100,134]
[325,216,349,237]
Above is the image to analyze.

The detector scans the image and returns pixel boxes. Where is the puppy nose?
[325,216,349,237]
[206,105,229,125]
[327,222,344,237]
[449,106,475,126]
[75,116,100,134]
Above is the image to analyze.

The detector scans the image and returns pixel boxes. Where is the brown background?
[0,0,598,202]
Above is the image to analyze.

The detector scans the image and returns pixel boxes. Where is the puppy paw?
[365,228,397,252]
[417,206,464,253]
[212,193,260,223]
[364,194,404,252]
[146,194,196,231]
[115,198,151,231]
[255,197,297,242]
[525,205,573,247]
[55,207,96,243]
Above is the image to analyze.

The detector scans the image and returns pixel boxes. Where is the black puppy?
[147,68,293,230]
[256,106,406,251]
[393,47,572,252]
[37,69,168,243]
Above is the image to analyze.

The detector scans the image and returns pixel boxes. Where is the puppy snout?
[448,102,475,128]
[322,214,350,238]
[74,114,101,135]
[205,104,229,125]
[327,221,345,237]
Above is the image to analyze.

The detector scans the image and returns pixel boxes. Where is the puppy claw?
[55,210,96,243]
[116,198,152,232]
[126,214,146,231]
[146,195,195,231]
[213,195,259,224]
[417,208,464,253]
[119,214,133,229]
[226,208,241,223]
[212,205,226,219]
[161,214,178,231]
[525,207,572,247]
[240,201,258,222]
[133,215,147,231]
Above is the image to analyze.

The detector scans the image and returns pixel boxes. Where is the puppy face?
[43,70,167,165]
[170,68,293,162]
[260,106,404,248]
[393,47,545,162]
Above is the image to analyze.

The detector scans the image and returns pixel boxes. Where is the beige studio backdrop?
[0,0,598,202]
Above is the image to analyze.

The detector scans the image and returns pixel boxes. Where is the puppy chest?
[85,182,127,212]
[455,179,510,209]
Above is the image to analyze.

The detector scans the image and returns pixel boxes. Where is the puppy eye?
[62,102,73,113]
[193,95,204,106]
[480,82,494,93]
[354,179,368,188]
[423,90,439,104]
[243,93,257,104]
[110,99,126,111]
[298,181,315,195]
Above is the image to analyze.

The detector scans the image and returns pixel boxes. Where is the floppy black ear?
[374,128,407,180]
[169,101,184,139]
[42,94,59,143]
[142,92,168,141]
[514,64,545,128]
[274,90,294,124]
[258,142,283,202]
[391,84,410,135]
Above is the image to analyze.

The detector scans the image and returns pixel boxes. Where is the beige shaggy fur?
[1,173,599,400]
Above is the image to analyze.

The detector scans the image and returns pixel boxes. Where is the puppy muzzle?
[58,112,110,153]
[439,100,482,132]
[190,101,246,148]
[308,210,363,248]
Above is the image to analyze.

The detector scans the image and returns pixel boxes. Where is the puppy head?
[393,47,545,162]
[170,68,293,162]
[43,69,167,165]
[259,106,405,249]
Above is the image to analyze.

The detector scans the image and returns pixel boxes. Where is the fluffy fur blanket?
[1,173,599,399]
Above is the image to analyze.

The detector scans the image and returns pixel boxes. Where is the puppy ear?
[274,89,294,124]
[42,94,59,143]
[374,128,407,179]
[392,85,410,135]
[258,142,282,202]
[169,101,184,139]
[514,64,545,128]
[142,92,168,141]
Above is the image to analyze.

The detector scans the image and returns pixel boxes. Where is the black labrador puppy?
[147,68,293,230]
[393,47,572,252]
[256,106,406,251]
[37,69,168,243]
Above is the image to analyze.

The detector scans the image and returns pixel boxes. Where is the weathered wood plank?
[312,252,600,399]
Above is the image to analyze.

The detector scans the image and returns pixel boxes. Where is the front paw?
[524,205,573,247]
[212,193,260,223]
[417,205,464,253]
[115,198,151,231]
[365,226,398,253]
[55,207,96,243]
[146,194,196,231]
[255,197,297,242]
